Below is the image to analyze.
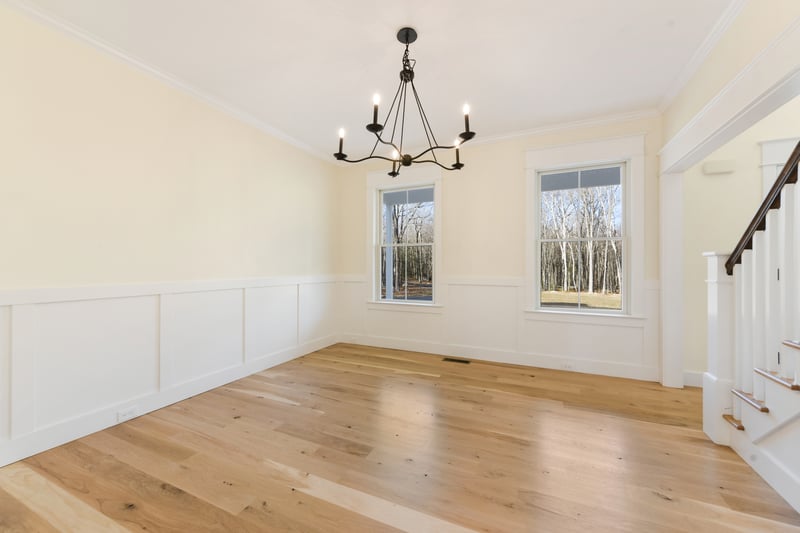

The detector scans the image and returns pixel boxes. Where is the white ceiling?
[14,0,736,158]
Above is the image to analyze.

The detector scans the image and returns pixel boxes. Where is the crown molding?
[467,109,660,148]
[658,0,748,112]
[2,0,332,163]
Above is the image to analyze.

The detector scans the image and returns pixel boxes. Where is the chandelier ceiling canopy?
[334,27,475,177]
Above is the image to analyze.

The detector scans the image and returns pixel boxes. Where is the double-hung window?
[378,186,435,302]
[538,164,624,311]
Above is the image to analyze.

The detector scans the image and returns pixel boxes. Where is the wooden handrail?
[725,141,800,275]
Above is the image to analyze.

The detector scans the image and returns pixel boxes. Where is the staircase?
[705,141,800,513]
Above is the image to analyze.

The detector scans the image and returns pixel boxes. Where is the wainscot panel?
[0,277,337,468]
[245,284,298,361]
[161,289,244,388]
[299,281,338,345]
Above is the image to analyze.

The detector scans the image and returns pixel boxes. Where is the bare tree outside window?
[379,187,434,301]
[539,165,623,310]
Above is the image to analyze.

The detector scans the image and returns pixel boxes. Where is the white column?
[704,253,734,444]
[733,264,743,420]
[741,250,754,396]
[659,172,684,388]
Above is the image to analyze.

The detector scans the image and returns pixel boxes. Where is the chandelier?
[333,27,476,177]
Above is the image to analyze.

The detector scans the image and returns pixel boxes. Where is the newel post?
[704,252,735,445]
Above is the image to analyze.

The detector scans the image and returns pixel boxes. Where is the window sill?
[366,300,444,314]
[523,308,646,327]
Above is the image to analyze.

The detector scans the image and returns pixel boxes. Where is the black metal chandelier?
[334,27,475,177]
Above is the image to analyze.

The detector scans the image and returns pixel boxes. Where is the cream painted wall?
[0,5,337,289]
[337,115,662,281]
[663,0,800,142]
[683,96,800,373]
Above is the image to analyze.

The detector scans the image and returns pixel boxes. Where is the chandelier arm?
[388,79,404,146]
[409,81,437,161]
[410,143,461,161]
[383,79,404,142]
[372,134,401,153]
[411,158,461,171]
[399,81,409,155]
[368,135,380,158]
[337,154,400,164]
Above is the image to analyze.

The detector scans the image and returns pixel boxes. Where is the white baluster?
[795,348,800,387]
[780,183,796,378]
[792,181,800,384]
[752,232,766,401]
[733,263,743,420]
[741,250,754,396]
[766,209,780,374]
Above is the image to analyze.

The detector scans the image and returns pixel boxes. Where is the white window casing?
[366,166,443,308]
[526,135,646,318]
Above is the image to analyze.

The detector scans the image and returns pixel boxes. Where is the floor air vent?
[442,357,470,364]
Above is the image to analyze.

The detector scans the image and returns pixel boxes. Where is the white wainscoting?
[245,285,298,360]
[0,277,338,467]
[340,278,660,382]
[0,306,10,442]
[0,275,660,466]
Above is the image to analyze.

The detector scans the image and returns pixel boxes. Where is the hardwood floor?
[1,343,799,532]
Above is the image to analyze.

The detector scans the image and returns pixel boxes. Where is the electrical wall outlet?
[117,406,138,423]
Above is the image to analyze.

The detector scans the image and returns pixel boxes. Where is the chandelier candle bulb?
[372,93,380,125]
[338,128,345,154]
[463,104,470,132]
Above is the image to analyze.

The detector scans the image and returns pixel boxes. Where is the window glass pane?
[382,188,434,245]
[541,171,579,192]
[540,187,580,239]
[580,239,622,310]
[580,167,620,188]
[394,246,407,300]
[540,241,580,309]
[378,186,435,302]
[381,191,405,245]
[579,167,622,238]
[407,187,434,204]
[381,245,408,301]
[379,246,387,299]
[406,202,434,244]
[382,190,407,206]
[406,245,433,301]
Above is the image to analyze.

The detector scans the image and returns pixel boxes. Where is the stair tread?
[783,339,800,350]
[722,414,745,430]
[731,389,770,412]
[754,368,800,390]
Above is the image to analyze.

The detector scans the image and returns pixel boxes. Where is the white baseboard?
[0,336,335,468]
[342,334,659,382]
[684,371,704,388]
